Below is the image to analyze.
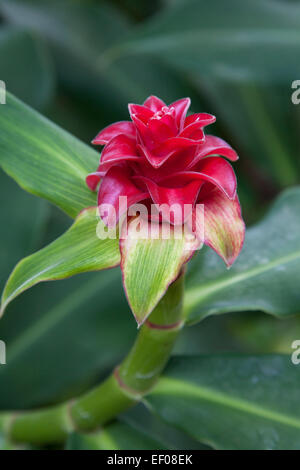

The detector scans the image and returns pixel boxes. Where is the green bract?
[120,218,199,325]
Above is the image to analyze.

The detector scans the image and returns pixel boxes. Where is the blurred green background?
[0,0,300,448]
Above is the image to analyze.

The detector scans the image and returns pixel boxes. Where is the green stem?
[0,271,185,445]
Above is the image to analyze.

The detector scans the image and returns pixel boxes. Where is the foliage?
[0,0,300,451]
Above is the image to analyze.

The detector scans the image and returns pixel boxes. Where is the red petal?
[188,135,239,167]
[130,115,155,149]
[196,157,237,199]
[179,126,204,141]
[180,113,215,140]
[98,166,148,226]
[159,136,204,155]
[86,172,103,191]
[184,113,216,128]
[133,176,202,224]
[128,104,154,124]
[98,134,140,172]
[147,117,175,142]
[170,98,191,130]
[140,137,199,168]
[134,147,197,182]
[98,156,141,174]
[101,135,138,161]
[143,95,166,112]
[195,188,245,267]
[161,157,237,200]
[92,121,135,145]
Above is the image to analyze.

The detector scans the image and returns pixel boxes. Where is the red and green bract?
[87,95,245,267]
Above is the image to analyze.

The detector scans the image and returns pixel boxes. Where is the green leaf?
[0,93,99,218]
[116,0,300,84]
[66,421,165,450]
[0,27,54,109]
[146,355,300,450]
[0,270,137,409]
[185,187,300,323]
[0,169,133,410]
[227,312,300,355]
[197,77,299,188]
[0,0,130,59]
[0,170,50,292]
[121,218,199,325]
[0,0,206,116]
[122,403,211,450]
[0,435,18,450]
[0,0,139,117]
[1,207,120,315]
[0,416,25,449]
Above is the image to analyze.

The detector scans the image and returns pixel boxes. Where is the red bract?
[87,95,245,267]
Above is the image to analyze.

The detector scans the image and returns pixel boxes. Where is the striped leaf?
[1,208,120,315]
[0,93,99,218]
[147,355,300,450]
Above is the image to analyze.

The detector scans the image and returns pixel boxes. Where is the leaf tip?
[0,302,6,319]
[133,309,150,329]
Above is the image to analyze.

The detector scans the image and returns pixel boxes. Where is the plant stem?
[0,271,185,445]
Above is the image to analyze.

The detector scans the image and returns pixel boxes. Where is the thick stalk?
[1,271,185,445]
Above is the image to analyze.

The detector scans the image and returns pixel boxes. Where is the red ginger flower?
[87,95,245,267]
